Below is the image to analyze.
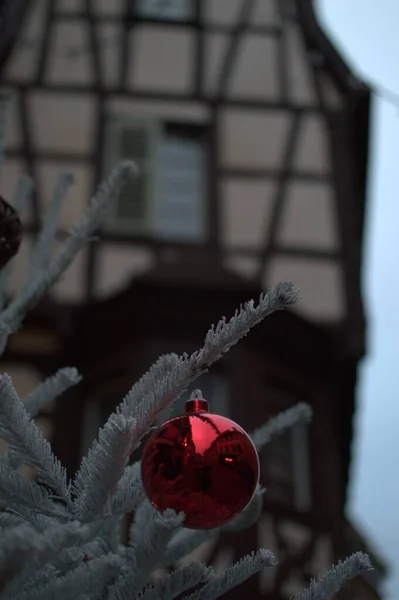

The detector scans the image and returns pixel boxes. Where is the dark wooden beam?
[120,0,133,88]
[84,0,102,88]
[1,82,324,114]
[276,19,289,101]
[0,0,33,81]
[215,0,256,99]
[83,0,102,299]
[219,167,331,183]
[257,113,302,281]
[17,221,340,261]
[266,246,340,260]
[54,12,281,37]
[207,110,220,249]
[84,93,106,300]
[193,0,204,97]
[327,112,365,357]
[18,91,40,229]
[35,0,56,84]
[6,149,95,162]
[4,148,333,184]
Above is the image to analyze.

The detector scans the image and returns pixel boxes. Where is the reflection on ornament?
[141,391,260,529]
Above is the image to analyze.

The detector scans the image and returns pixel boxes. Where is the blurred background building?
[0,0,388,599]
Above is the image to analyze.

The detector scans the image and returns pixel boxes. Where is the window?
[262,422,312,512]
[135,0,195,22]
[260,385,312,512]
[290,419,312,511]
[103,116,207,242]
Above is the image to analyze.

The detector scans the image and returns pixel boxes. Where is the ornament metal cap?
[185,389,208,413]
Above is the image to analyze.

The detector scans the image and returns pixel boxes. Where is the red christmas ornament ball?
[141,393,260,529]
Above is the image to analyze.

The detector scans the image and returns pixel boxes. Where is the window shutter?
[103,116,159,234]
[259,384,312,512]
[154,134,206,242]
[265,431,295,505]
[135,0,194,21]
[291,421,312,511]
[264,423,312,511]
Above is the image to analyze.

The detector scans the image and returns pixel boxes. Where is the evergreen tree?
[0,96,372,600]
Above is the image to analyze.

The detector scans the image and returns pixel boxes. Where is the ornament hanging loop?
[185,389,209,413]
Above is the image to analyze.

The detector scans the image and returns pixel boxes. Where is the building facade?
[0,0,386,598]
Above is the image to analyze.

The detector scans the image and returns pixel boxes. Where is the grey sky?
[318,1,399,598]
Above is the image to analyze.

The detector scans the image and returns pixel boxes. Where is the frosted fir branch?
[103,285,298,521]
[292,552,373,600]
[85,517,122,555]
[115,430,263,562]
[48,554,123,600]
[250,403,312,451]
[10,174,34,214]
[24,367,82,418]
[14,554,124,600]
[0,520,94,598]
[109,508,185,600]
[137,563,214,600]
[50,517,117,575]
[0,174,33,311]
[223,485,265,533]
[0,524,32,595]
[128,498,156,546]
[3,536,81,598]
[52,546,88,576]
[3,519,108,599]
[116,283,299,449]
[110,461,144,516]
[117,353,181,419]
[21,172,74,291]
[160,486,265,568]
[198,283,299,363]
[0,374,72,511]
[16,564,60,599]
[83,356,177,518]
[11,511,62,537]
[0,463,58,518]
[159,528,218,569]
[0,160,137,353]
[2,367,82,472]
[0,511,25,531]
[74,414,137,522]
[182,549,277,600]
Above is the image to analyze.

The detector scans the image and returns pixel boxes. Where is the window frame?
[259,381,313,513]
[133,0,197,24]
[102,115,209,243]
